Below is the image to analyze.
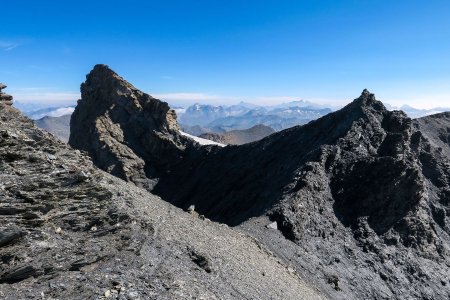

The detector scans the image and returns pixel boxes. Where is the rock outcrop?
[69,68,450,300]
[69,65,194,190]
[0,98,322,299]
[0,84,13,106]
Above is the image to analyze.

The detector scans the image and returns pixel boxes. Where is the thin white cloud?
[153,93,241,105]
[153,92,225,101]
[383,93,450,110]
[0,41,19,51]
[376,91,450,109]
[11,91,80,105]
[47,107,75,117]
[27,107,76,120]
[154,92,311,107]
[160,75,174,80]
[155,91,450,111]
[5,45,18,51]
[13,87,59,91]
[252,96,299,103]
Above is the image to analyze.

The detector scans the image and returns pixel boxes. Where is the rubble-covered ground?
[0,104,323,300]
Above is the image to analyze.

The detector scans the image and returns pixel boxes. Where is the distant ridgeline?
[178,101,333,132]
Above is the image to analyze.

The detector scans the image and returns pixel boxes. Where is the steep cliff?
[69,65,192,190]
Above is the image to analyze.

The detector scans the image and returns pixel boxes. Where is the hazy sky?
[2,0,450,108]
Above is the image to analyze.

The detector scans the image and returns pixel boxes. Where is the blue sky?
[1,0,450,108]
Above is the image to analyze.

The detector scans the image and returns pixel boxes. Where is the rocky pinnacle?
[0,83,13,106]
[69,64,194,191]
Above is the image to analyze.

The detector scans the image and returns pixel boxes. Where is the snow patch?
[179,131,226,147]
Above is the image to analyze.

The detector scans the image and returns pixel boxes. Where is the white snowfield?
[179,131,226,147]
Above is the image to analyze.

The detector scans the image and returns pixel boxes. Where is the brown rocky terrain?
[69,66,450,299]
[199,124,275,145]
[0,92,322,299]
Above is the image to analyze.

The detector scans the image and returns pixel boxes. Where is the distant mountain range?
[395,104,450,119]
[178,101,450,132]
[13,99,450,146]
[13,102,75,120]
[178,101,333,131]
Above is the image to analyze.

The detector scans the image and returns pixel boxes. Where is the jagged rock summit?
[69,70,450,300]
[69,64,194,190]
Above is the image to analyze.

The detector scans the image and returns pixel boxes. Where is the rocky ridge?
[199,124,275,145]
[69,67,450,300]
[0,98,322,299]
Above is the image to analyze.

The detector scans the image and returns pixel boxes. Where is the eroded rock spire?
[69,64,190,190]
[0,83,13,106]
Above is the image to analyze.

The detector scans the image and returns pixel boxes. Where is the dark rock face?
[0,102,322,299]
[69,65,450,299]
[168,90,450,299]
[69,65,190,190]
[199,124,275,145]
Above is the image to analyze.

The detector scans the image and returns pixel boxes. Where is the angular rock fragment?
[0,228,24,247]
[0,265,37,283]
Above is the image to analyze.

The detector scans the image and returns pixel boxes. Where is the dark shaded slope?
[69,66,450,299]
[155,90,390,225]
[413,112,450,239]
